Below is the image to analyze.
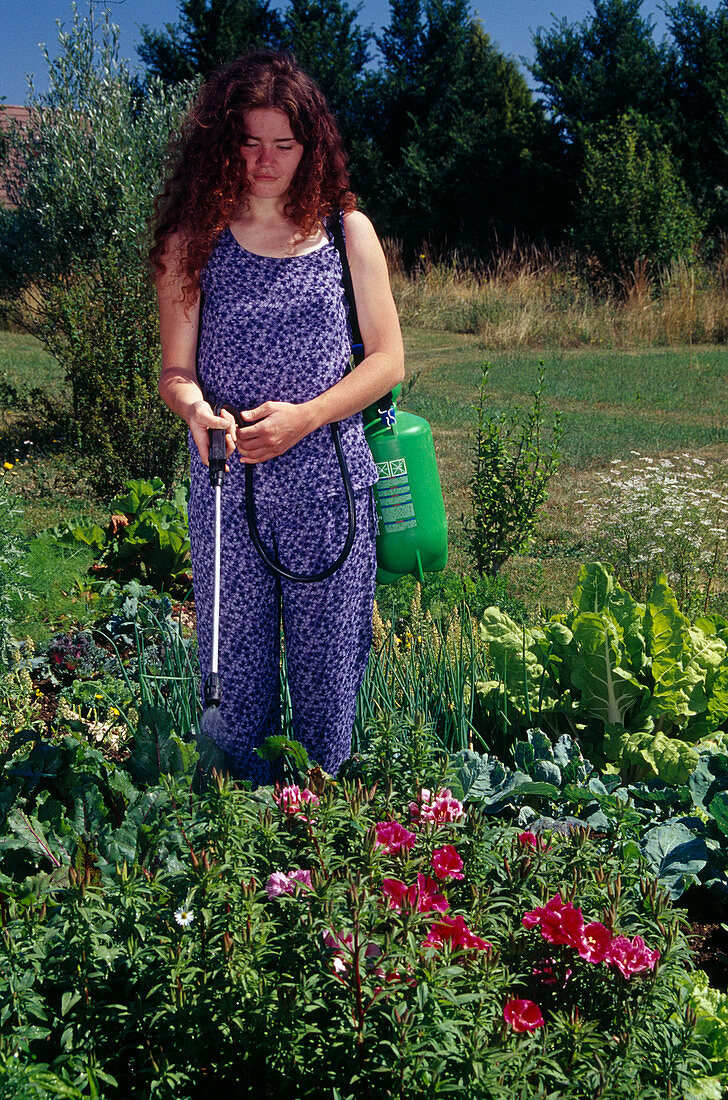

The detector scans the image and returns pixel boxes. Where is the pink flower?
[522,895,586,952]
[382,878,410,909]
[322,928,354,973]
[579,921,612,964]
[532,960,571,987]
[374,820,417,854]
[273,784,320,820]
[322,930,383,976]
[422,913,491,952]
[364,942,383,964]
[265,871,293,898]
[265,868,312,899]
[605,935,660,979]
[381,874,448,913]
[503,998,544,1032]
[409,788,464,825]
[372,961,417,993]
[291,869,311,883]
[431,845,464,880]
[517,831,552,852]
[414,873,449,913]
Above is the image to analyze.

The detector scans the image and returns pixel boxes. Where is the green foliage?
[53,478,192,593]
[686,969,728,1092]
[0,481,33,666]
[447,727,728,904]
[362,595,490,755]
[280,0,372,154]
[0,718,708,1097]
[476,563,728,785]
[0,8,191,487]
[0,665,43,753]
[666,0,728,237]
[531,0,668,146]
[138,0,283,83]
[449,728,593,811]
[463,362,562,577]
[375,568,531,632]
[578,114,704,274]
[530,0,728,252]
[8,534,95,647]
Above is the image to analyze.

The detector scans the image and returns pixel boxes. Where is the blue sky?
[0,0,720,105]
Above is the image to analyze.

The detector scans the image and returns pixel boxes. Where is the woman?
[151,50,404,784]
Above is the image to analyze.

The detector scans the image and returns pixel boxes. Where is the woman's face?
[241,107,304,200]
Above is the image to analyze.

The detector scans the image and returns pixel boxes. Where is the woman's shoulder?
[342,209,376,240]
[342,211,384,262]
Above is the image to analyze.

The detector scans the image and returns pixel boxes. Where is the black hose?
[215,402,357,583]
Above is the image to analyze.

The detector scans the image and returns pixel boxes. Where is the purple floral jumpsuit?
[188,225,378,785]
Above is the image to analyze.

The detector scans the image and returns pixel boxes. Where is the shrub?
[0,7,192,487]
[462,362,562,577]
[578,115,704,276]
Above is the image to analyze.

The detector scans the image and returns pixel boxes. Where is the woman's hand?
[188,400,239,467]
[235,401,315,463]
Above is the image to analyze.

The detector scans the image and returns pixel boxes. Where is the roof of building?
[0,105,31,207]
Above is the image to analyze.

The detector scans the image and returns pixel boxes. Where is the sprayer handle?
[208,428,226,487]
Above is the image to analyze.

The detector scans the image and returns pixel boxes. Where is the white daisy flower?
[174,906,195,928]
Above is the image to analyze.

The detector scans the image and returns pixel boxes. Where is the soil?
[689,921,728,991]
[682,888,728,991]
[35,681,59,726]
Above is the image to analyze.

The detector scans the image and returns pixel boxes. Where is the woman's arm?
[235,211,405,464]
[156,234,238,465]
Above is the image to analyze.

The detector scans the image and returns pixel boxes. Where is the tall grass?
[386,238,728,348]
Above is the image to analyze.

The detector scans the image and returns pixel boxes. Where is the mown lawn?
[399,329,728,576]
[2,328,728,608]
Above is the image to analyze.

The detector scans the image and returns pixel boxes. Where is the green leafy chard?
[477,563,728,784]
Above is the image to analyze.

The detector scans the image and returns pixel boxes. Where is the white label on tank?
[375,458,418,533]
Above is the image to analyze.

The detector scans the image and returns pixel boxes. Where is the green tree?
[531,0,668,145]
[366,0,556,251]
[280,0,372,151]
[138,0,282,84]
[530,0,671,238]
[578,114,703,273]
[0,7,191,486]
[665,0,728,235]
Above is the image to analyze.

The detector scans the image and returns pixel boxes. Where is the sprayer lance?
[204,427,227,709]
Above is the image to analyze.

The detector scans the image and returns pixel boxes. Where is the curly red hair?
[150,50,356,300]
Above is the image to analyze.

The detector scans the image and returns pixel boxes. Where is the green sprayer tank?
[363,398,448,584]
